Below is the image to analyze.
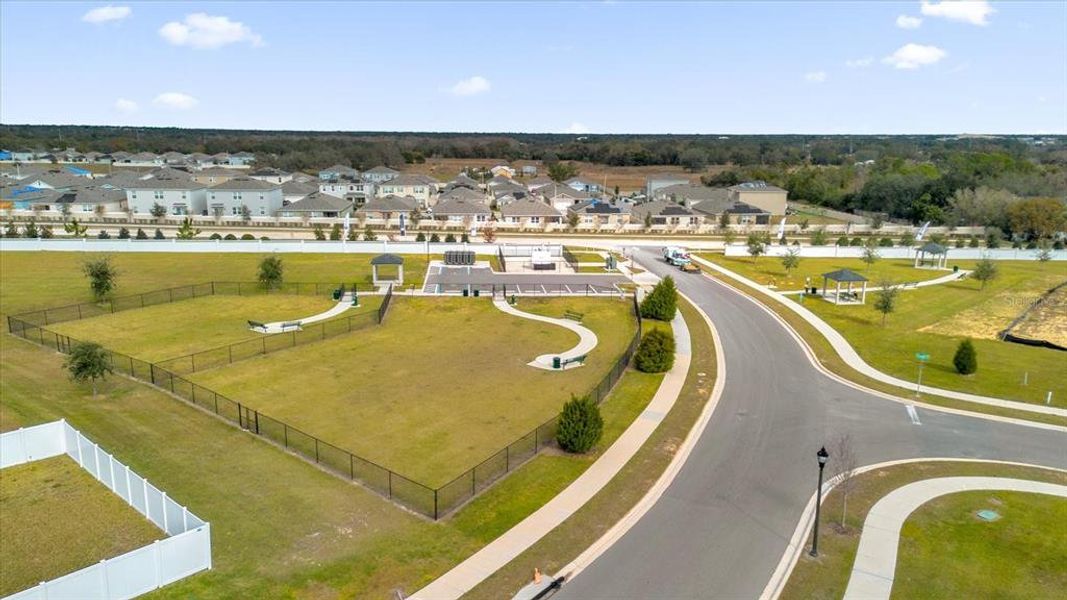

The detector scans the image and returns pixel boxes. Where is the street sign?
[915,352,930,362]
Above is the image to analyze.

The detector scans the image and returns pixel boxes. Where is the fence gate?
[237,405,259,434]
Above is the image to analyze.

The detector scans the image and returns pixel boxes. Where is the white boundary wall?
[723,244,1067,261]
[1,421,211,600]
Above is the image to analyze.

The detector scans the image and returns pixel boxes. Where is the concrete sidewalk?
[410,309,692,600]
[691,254,1067,418]
[492,298,599,370]
[778,269,969,295]
[253,293,355,334]
[844,476,1067,599]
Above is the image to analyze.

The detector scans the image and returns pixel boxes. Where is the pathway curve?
[492,298,599,370]
[252,293,356,334]
[410,307,691,600]
[778,269,969,295]
[844,476,1067,599]
[690,254,1066,418]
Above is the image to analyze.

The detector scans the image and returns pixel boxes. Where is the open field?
[191,296,637,486]
[0,252,432,318]
[781,462,1067,600]
[894,490,1067,599]
[0,456,162,596]
[1011,283,1067,348]
[49,294,352,361]
[699,254,949,291]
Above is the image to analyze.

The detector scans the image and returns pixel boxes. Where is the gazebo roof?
[370,253,404,265]
[822,268,868,283]
[918,242,948,255]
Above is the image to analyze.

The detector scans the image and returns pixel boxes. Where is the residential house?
[52,187,128,214]
[278,192,353,218]
[357,194,418,221]
[436,186,487,206]
[727,181,788,215]
[83,151,105,163]
[191,167,242,186]
[211,153,231,165]
[491,182,527,201]
[319,164,360,181]
[106,151,131,164]
[160,151,188,165]
[281,180,318,205]
[143,166,194,181]
[568,199,631,228]
[500,197,562,227]
[645,173,690,197]
[123,152,163,166]
[490,164,516,178]
[228,152,256,167]
[521,165,538,176]
[448,173,482,190]
[25,170,89,191]
[320,177,375,201]
[6,149,38,162]
[690,197,770,225]
[248,167,293,185]
[565,176,601,194]
[126,177,207,216]
[538,183,591,212]
[376,174,438,207]
[1,164,46,181]
[187,153,214,167]
[95,170,144,190]
[630,200,701,228]
[432,195,492,226]
[207,177,283,217]
[362,166,400,183]
[651,183,729,207]
[1,185,62,210]
[526,175,553,192]
[486,175,514,188]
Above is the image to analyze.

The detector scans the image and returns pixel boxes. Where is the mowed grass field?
[48,294,367,362]
[0,252,433,318]
[190,296,637,486]
[894,490,1067,599]
[698,254,950,291]
[0,457,162,596]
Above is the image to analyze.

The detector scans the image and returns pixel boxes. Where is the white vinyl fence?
[0,421,211,600]
[0,237,503,255]
[723,244,1067,261]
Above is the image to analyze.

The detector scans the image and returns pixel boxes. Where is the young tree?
[65,341,113,398]
[482,226,496,243]
[4,221,18,237]
[547,161,580,183]
[330,223,343,240]
[429,233,441,243]
[461,232,470,243]
[118,227,130,239]
[415,232,426,242]
[861,240,880,271]
[746,232,766,262]
[97,229,110,239]
[258,255,284,289]
[135,227,148,240]
[64,218,88,238]
[175,218,201,240]
[643,212,653,230]
[831,433,859,528]
[799,217,810,231]
[39,225,54,238]
[444,233,456,243]
[635,328,676,373]
[153,228,165,239]
[971,258,998,290]
[1036,239,1053,262]
[346,225,359,241]
[953,339,978,375]
[781,247,801,276]
[556,394,603,454]
[567,211,580,229]
[898,231,916,247]
[150,202,167,220]
[718,211,731,231]
[313,224,326,240]
[639,276,678,321]
[22,219,39,238]
[722,228,737,246]
[83,255,118,301]
[362,225,377,241]
[240,204,252,222]
[873,280,899,326]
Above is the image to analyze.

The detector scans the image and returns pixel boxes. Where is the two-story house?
[207,177,283,217]
[126,177,208,216]
[362,166,400,183]
[376,174,438,207]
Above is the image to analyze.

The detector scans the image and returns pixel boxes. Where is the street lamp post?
[809,446,830,557]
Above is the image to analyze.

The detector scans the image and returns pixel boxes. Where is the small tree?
[330,223,343,240]
[718,212,731,230]
[83,255,118,301]
[799,217,810,231]
[1036,240,1053,262]
[415,232,426,242]
[313,224,326,240]
[23,219,39,238]
[175,218,200,240]
[639,276,678,321]
[445,233,457,243]
[150,203,167,220]
[153,228,165,239]
[64,218,88,238]
[118,227,130,239]
[461,233,470,243]
[810,228,828,246]
[831,433,859,528]
[746,232,765,262]
[873,280,899,326]
[722,228,736,246]
[898,231,916,247]
[836,236,849,247]
[97,229,110,239]
[643,212,653,230]
[4,221,18,237]
[240,205,252,222]
[210,232,222,240]
[135,227,148,240]
[953,339,978,375]
[258,255,284,289]
[567,211,580,229]
[241,233,255,240]
[482,226,496,243]
[971,258,998,290]
[781,248,801,276]
[861,241,880,271]
[635,328,676,373]
[556,394,603,454]
[430,233,441,243]
[40,225,53,238]
[65,341,113,398]
[363,225,377,241]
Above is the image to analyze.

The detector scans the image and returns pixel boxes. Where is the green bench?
[563,310,584,322]
[280,321,302,331]
[553,354,587,369]
[247,320,266,330]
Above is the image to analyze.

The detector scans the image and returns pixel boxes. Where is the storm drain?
[976,509,1001,521]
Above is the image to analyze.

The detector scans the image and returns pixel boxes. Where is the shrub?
[153,228,164,239]
[968,236,980,248]
[210,232,222,240]
[556,394,603,454]
[82,256,118,301]
[445,233,457,243]
[639,276,678,321]
[241,233,255,240]
[879,237,893,247]
[415,232,426,242]
[118,227,130,239]
[258,255,284,289]
[430,233,441,242]
[461,233,470,243]
[224,233,237,240]
[97,229,110,239]
[635,328,676,373]
[953,339,977,375]
[836,236,849,246]
[849,236,863,246]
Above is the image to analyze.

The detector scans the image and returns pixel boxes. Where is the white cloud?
[448,76,491,96]
[114,98,138,113]
[82,5,131,23]
[845,57,874,68]
[804,71,828,83]
[920,1,995,26]
[159,13,263,49]
[152,92,199,110]
[882,43,947,69]
[896,14,923,29]
[563,122,590,134]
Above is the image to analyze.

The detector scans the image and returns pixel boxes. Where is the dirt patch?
[919,289,1046,340]
[1011,284,1067,348]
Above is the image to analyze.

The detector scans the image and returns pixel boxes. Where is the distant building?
[727,181,787,215]
[248,167,292,185]
[228,152,256,167]
[500,197,562,226]
[363,166,400,183]
[318,164,360,181]
[279,192,353,218]
[490,164,516,178]
[376,174,438,207]
[126,178,208,216]
[207,177,283,217]
[565,177,601,194]
[645,173,690,197]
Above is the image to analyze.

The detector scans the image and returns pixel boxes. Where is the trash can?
[553,356,561,369]
[953,265,959,273]
[473,289,480,297]
[462,288,469,297]
[332,289,341,300]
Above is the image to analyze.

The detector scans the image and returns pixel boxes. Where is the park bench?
[563,310,584,322]
[247,320,266,331]
[553,354,588,369]
[280,321,302,331]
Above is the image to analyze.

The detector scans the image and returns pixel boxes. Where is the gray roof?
[379,173,437,186]
[126,177,206,191]
[249,167,290,177]
[209,177,280,191]
[196,166,242,177]
[365,166,400,175]
[647,173,690,182]
[729,181,786,193]
[27,171,91,189]
[526,175,554,186]
[371,253,404,265]
[451,174,481,187]
[283,192,351,213]
[322,164,359,174]
[571,199,628,215]
[918,242,948,254]
[281,180,318,196]
[359,195,417,213]
[94,171,144,189]
[500,198,562,218]
[656,184,729,203]
[691,197,766,216]
[146,166,194,180]
[630,200,694,219]
[438,186,486,203]
[823,269,868,283]
[55,187,127,205]
[128,152,159,161]
[538,183,591,200]
[433,196,492,216]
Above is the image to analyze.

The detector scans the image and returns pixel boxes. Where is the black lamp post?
[809,446,830,557]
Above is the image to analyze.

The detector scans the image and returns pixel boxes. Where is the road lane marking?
[906,404,922,425]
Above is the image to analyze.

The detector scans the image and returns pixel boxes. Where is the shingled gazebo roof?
[822,268,868,283]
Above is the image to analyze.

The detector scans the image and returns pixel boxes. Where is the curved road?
[557,248,1067,599]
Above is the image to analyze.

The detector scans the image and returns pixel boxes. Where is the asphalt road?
[556,248,1067,600]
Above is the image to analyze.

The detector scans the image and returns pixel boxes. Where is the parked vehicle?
[664,246,691,266]
[679,262,700,273]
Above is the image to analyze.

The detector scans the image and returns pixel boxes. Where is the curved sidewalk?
[254,294,355,334]
[492,298,599,370]
[778,269,968,295]
[410,308,691,599]
[844,476,1067,599]
[691,255,1067,418]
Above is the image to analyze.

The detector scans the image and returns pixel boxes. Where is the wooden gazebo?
[914,242,949,269]
[371,253,404,286]
[821,269,868,304]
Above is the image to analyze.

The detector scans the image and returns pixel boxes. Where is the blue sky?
[1,1,1064,133]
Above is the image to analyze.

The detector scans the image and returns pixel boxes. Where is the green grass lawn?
[698,254,949,291]
[781,462,1067,600]
[190,296,637,486]
[0,456,162,596]
[0,252,433,318]
[893,490,1067,599]
[49,294,350,361]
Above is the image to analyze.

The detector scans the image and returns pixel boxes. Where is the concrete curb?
[760,459,1067,600]
[691,255,1066,418]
